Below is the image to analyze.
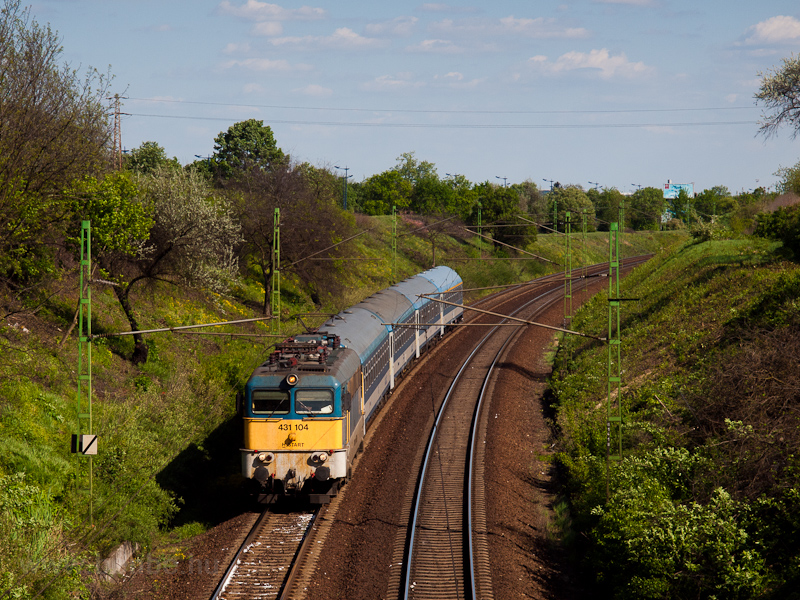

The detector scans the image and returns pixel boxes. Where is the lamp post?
[496,176,508,188]
[631,183,642,192]
[543,178,554,191]
[334,165,352,210]
[589,181,600,191]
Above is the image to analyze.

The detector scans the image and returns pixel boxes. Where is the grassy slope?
[551,235,800,598]
[0,222,683,598]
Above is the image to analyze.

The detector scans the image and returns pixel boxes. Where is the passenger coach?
[239,266,463,503]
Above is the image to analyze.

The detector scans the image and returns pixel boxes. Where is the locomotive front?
[240,332,361,503]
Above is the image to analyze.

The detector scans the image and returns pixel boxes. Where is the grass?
[548,233,800,597]
[0,218,686,598]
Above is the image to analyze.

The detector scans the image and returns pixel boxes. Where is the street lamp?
[589,181,600,190]
[632,183,642,191]
[496,176,508,188]
[543,178,554,192]
[334,165,352,210]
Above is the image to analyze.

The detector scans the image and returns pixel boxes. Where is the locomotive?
[238,266,464,503]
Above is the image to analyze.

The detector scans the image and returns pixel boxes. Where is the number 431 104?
[278,423,308,431]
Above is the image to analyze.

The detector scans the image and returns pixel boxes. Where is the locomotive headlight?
[258,452,274,463]
[317,452,328,462]
[286,373,299,386]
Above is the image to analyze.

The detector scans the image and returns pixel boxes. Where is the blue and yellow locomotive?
[239,266,463,503]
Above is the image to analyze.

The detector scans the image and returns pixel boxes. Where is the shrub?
[592,486,767,599]
[754,205,800,257]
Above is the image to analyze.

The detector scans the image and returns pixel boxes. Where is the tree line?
[3,0,800,367]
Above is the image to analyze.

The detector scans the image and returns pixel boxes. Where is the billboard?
[663,182,694,199]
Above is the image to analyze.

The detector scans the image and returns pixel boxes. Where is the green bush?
[592,486,767,599]
[754,205,800,257]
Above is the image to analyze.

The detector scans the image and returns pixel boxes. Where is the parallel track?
[400,255,651,600]
[402,284,564,600]
[212,256,651,600]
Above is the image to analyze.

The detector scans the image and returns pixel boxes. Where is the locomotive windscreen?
[296,389,334,414]
[252,390,290,414]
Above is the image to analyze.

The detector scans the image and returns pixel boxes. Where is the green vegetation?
[2,5,800,596]
[0,215,677,598]
[550,233,800,598]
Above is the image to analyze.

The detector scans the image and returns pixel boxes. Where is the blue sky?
[32,0,800,194]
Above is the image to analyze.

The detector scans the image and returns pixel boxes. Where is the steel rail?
[210,508,272,599]
[209,508,318,600]
[467,313,520,600]
[402,282,565,600]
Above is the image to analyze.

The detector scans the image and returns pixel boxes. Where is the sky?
[30,0,800,194]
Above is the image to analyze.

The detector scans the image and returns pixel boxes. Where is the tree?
[755,54,800,138]
[775,160,800,195]
[549,185,595,232]
[667,188,694,225]
[754,204,800,257]
[473,182,535,249]
[511,180,544,218]
[213,119,285,178]
[124,141,181,175]
[223,161,354,312]
[79,167,241,364]
[0,0,112,282]
[628,187,666,230]
[694,186,736,221]
[410,176,454,215]
[359,171,412,215]
[445,173,478,220]
[63,172,152,344]
[393,151,438,186]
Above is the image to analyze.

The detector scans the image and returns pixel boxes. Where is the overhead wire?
[126,96,757,116]
[125,112,755,130]
[122,96,758,129]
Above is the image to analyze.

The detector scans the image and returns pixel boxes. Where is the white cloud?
[222,57,312,72]
[744,15,800,45]
[270,27,386,50]
[223,42,252,54]
[294,84,333,97]
[529,48,652,79]
[434,72,483,89]
[432,16,588,39]
[406,39,464,54]
[360,73,424,92]
[365,16,418,37]
[499,16,589,39]
[218,1,325,21]
[253,21,283,36]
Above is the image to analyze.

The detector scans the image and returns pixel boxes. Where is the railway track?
[211,256,651,600]
[398,255,651,600]
[210,507,319,600]
[400,282,565,599]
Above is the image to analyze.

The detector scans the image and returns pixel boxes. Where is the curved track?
[212,256,651,600]
[401,285,564,600]
[400,255,651,600]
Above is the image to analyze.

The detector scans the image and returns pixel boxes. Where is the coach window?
[296,389,334,415]
[252,390,290,415]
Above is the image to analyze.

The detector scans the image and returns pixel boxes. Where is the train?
[238,266,464,503]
